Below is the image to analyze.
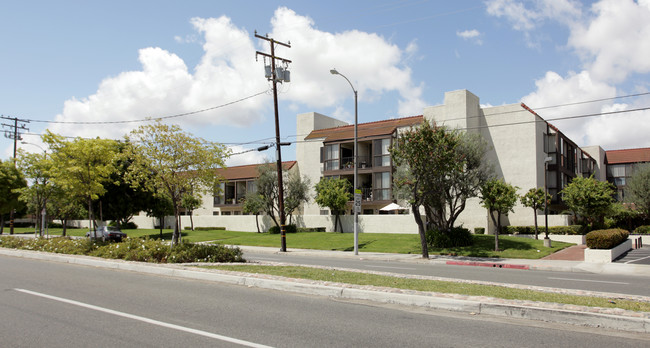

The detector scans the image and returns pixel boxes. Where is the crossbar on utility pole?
[2,115,30,235]
[255,31,291,252]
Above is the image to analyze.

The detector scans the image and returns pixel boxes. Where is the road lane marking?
[625,255,650,264]
[366,265,416,270]
[547,277,629,285]
[14,288,273,348]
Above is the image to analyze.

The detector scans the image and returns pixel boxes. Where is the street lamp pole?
[544,156,553,247]
[330,68,359,255]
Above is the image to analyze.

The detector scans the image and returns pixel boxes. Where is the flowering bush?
[0,236,244,263]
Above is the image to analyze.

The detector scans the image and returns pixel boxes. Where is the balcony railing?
[348,187,390,202]
[339,155,372,170]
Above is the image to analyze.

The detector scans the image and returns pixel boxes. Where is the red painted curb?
[446,260,529,270]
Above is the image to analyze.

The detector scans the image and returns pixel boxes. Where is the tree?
[0,160,27,234]
[43,132,118,238]
[314,177,351,232]
[243,192,265,233]
[181,193,202,231]
[626,163,650,219]
[15,150,55,236]
[252,163,310,229]
[284,172,310,225]
[48,186,86,236]
[562,176,615,230]
[125,121,228,246]
[93,142,152,228]
[143,193,174,238]
[480,179,519,251]
[520,188,550,240]
[391,119,490,258]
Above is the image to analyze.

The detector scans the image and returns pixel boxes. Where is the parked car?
[86,226,127,242]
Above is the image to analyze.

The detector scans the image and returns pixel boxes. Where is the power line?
[22,90,269,125]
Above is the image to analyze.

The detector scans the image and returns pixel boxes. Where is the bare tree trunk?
[533,208,539,240]
[412,205,429,259]
[490,211,500,252]
[255,214,260,233]
[62,219,67,237]
[0,215,4,234]
[189,211,194,231]
[158,216,164,238]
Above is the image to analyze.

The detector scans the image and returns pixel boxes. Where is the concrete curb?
[1,248,649,333]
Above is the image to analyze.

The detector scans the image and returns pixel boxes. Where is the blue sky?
[2,0,650,165]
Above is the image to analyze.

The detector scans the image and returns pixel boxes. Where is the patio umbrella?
[380,202,404,211]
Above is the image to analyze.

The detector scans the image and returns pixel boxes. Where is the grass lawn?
[203,265,650,313]
[4,228,572,259]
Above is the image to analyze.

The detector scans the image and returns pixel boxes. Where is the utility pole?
[255,31,291,252]
[1,115,30,235]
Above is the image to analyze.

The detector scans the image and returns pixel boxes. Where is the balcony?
[339,155,372,170]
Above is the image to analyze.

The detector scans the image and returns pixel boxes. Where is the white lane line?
[366,265,416,270]
[14,288,273,348]
[547,277,629,285]
[625,255,650,264]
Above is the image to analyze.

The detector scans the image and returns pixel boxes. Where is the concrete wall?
[582,145,607,181]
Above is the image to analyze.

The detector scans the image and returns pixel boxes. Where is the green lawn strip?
[204,265,650,313]
[4,228,572,259]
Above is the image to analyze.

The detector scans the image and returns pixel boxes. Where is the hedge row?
[268,224,297,234]
[183,227,226,231]
[633,225,650,235]
[0,236,244,263]
[426,227,473,248]
[503,225,583,235]
[585,229,629,249]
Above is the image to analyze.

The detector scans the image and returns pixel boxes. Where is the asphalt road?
[1,255,648,347]
[615,246,650,265]
[243,252,650,296]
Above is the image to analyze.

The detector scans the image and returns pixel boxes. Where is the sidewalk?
[235,245,650,277]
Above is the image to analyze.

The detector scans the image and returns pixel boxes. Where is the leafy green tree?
[626,163,650,219]
[181,193,202,231]
[520,188,551,239]
[43,132,118,238]
[0,160,27,234]
[144,193,174,238]
[284,172,310,225]
[391,119,490,258]
[562,176,615,231]
[252,163,309,229]
[93,142,152,228]
[124,121,228,246]
[314,177,351,232]
[47,186,86,236]
[480,179,519,251]
[243,192,265,233]
[16,150,55,236]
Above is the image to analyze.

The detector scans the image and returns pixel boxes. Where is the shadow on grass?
[341,240,375,252]
[430,235,539,259]
[142,231,188,240]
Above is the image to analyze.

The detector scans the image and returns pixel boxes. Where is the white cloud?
[48,7,425,141]
[457,29,480,39]
[269,7,426,116]
[568,0,650,83]
[500,0,650,150]
[226,145,271,167]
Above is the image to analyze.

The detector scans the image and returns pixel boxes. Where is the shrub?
[108,221,138,229]
[297,227,326,232]
[0,236,244,263]
[502,225,583,235]
[268,224,297,234]
[633,225,650,235]
[586,229,629,249]
[185,227,226,231]
[474,227,485,235]
[427,227,473,248]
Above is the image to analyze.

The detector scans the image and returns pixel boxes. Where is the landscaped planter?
[584,239,632,263]
[507,234,586,245]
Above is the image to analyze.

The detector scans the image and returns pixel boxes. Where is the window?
[374,171,391,200]
[373,139,391,167]
[212,211,220,216]
[247,180,257,193]
[214,182,225,205]
[324,144,339,171]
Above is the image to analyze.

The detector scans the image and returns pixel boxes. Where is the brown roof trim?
[605,147,650,164]
[305,115,423,142]
[215,161,297,181]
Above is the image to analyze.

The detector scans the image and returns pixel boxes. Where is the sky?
[2,0,650,166]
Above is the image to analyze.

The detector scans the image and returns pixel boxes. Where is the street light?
[544,156,553,248]
[330,68,359,255]
[21,141,49,238]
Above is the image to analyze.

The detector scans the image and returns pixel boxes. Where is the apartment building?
[604,147,650,200]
